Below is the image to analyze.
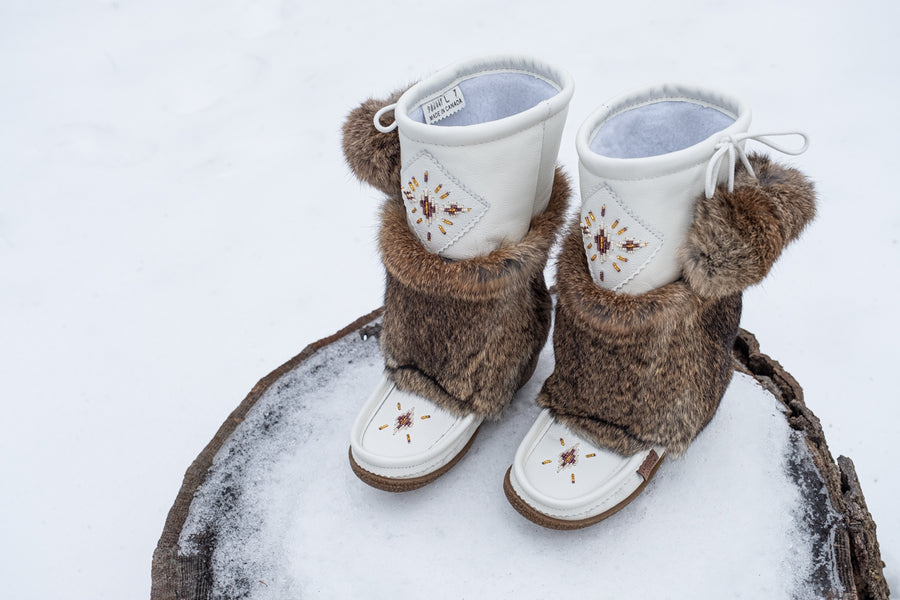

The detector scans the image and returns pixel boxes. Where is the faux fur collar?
[681,153,816,298]
[379,170,570,301]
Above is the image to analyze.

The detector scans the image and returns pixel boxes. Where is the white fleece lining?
[409,71,559,127]
[590,100,736,159]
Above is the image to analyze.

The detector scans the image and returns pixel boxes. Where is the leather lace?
[704,131,809,198]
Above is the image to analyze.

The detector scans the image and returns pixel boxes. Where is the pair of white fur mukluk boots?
[343,55,816,529]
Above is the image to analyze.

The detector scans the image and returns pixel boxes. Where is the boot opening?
[590,100,736,159]
[408,71,560,127]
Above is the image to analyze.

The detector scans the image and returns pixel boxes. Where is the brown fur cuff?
[380,169,571,419]
[537,224,742,456]
[680,153,816,298]
[341,89,407,197]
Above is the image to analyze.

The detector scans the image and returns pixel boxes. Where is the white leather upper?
[400,150,490,255]
[392,55,574,260]
[510,409,665,519]
[350,374,482,480]
[576,84,752,294]
[577,183,663,292]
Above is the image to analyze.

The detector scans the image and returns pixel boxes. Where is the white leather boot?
[372,54,574,259]
[346,55,574,491]
[576,84,751,294]
[505,83,812,528]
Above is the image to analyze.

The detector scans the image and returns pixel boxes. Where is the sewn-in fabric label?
[637,449,661,481]
[422,86,466,124]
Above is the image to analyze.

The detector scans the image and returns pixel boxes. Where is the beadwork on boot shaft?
[400,150,489,255]
[580,184,662,292]
[582,205,648,282]
[403,171,472,243]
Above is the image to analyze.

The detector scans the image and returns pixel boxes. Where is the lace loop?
[704,131,809,198]
[373,103,398,133]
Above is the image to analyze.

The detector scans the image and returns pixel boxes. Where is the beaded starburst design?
[541,438,598,485]
[581,204,649,283]
[403,170,472,243]
[377,401,432,444]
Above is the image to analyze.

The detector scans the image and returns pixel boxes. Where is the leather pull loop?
[373,103,398,133]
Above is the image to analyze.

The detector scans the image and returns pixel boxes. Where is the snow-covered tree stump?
[151,307,889,599]
[732,331,890,600]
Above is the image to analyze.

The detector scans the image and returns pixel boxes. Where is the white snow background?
[0,0,897,598]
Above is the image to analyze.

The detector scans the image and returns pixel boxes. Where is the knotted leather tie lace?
[704,131,810,198]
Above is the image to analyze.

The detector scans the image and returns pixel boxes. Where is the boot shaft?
[381,55,574,260]
[576,84,752,294]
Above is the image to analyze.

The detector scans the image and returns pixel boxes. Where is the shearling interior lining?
[409,72,558,126]
[591,101,735,159]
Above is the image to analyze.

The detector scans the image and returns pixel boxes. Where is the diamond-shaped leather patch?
[400,151,489,255]
[580,184,662,291]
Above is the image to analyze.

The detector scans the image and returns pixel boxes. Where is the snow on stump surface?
[151,306,889,600]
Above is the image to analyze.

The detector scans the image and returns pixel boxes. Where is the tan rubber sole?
[502,453,665,530]
[348,426,481,493]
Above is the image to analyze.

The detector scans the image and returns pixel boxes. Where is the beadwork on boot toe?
[504,409,665,529]
[349,375,482,492]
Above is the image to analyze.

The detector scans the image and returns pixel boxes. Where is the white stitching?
[401,150,490,254]
[582,183,664,292]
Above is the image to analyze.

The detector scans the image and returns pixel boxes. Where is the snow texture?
[179,318,845,599]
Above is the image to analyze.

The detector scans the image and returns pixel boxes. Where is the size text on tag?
[423,86,466,124]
